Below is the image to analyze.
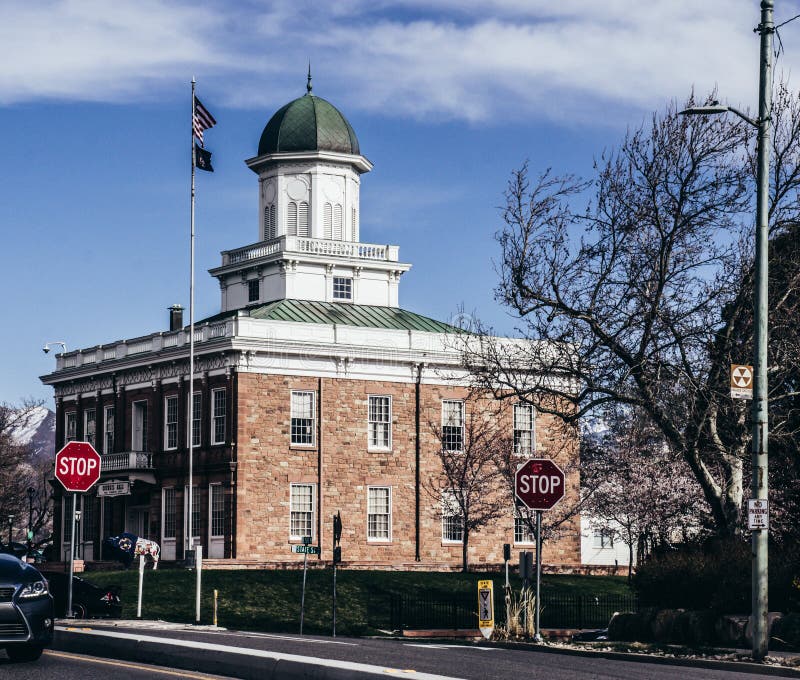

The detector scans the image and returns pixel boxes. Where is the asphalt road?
[47,622,787,680]
[0,648,234,679]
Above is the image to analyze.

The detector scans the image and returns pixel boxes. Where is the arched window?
[263,204,276,240]
[298,201,309,237]
[333,204,343,240]
[287,202,298,236]
[324,203,332,239]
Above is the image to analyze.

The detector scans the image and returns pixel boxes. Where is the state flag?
[194,143,214,172]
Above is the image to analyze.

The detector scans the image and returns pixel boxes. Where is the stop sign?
[515,458,565,511]
[55,441,101,492]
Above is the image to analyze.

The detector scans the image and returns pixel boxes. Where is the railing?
[127,339,152,355]
[162,333,179,348]
[222,236,398,265]
[101,452,154,472]
[378,591,638,632]
[103,347,116,360]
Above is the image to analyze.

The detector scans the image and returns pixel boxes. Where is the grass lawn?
[80,567,631,636]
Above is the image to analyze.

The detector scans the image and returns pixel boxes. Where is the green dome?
[258,94,360,156]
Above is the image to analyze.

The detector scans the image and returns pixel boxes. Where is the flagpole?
[187,77,196,561]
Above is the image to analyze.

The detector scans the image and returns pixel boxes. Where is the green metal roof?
[244,299,459,333]
[258,94,360,156]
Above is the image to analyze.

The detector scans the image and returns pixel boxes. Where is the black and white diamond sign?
[730,364,753,400]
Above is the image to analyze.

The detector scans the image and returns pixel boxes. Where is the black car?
[0,553,54,662]
[40,571,122,619]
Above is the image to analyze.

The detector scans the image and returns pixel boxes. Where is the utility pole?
[751,0,774,662]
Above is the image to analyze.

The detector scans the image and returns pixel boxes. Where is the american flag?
[193,97,216,145]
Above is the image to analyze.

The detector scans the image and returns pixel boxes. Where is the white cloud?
[1,0,797,124]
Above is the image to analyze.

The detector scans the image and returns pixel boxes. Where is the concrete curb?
[474,638,800,678]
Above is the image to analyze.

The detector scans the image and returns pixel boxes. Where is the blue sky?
[2,0,796,405]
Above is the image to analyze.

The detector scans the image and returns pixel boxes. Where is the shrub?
[772,613,800,651]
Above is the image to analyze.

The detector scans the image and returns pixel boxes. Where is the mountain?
[8,406,55,461]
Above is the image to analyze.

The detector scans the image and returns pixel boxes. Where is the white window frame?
[162,487,177,540]
[184,485,201,542]
[209,483,225,538]
[83,408,96,448]
[164,395,178,450]
[211,388,226,445]
[441,489,464,544]
[65,411,77,443]
[289,483,315,540]
[513,403,535,456]
[290,391,316,447]
[514,514,536,545]
[187,392,202,447]
[247,278,260,303]
[132,400,148,451]
[103,405,115,454]
[332,276,352,300]
[441,400,464,452]
[367,395,392,451]
[593,528,614,549]
[367,486,392,542]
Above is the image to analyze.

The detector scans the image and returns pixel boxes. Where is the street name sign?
[514,458,566,511]
[477,579,494,640]
[97,480,131,497]
[748,499,769,531]
[292,545,321,555]
[54,441,101,492]
[731,364,754,400]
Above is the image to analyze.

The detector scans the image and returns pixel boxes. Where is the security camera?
[42,346,50,354]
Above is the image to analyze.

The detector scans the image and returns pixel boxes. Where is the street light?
[27,487,36,554]
[679,0,773,663]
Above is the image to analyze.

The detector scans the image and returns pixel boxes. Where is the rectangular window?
[441,400,464,452]
[212,388,226,445]
[84,409,96,447]
[368,395,391,450]
[104,406,115,454]
[514,404,535,456]
[185,485,200,538]
[248,278,260,303]
[65,412,77,443]
[332,277,352,300]
[593,529,614,549]
[132,401,148,451]
[367,487,391,541]
[290,484,315,540]
[514,515,535,544]
[191,392,202,447]
[163,488,176,539]
[441,490,464,543]
[164,396,178,450]
[290,391,315,446]
[210,484,225,537]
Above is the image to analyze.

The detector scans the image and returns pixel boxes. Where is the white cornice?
[245,150,373,174]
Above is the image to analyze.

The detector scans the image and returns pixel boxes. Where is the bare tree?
[0,402,53,550]
[424,395,510,571]
[460,88,800,538]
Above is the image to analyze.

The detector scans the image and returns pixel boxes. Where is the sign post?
[477,579,494,639]
[299,536,312,634]
[54,442,101,619]
[332,511,342,638]
[514,459,566,642]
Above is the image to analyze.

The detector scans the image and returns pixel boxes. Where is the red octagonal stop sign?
[55,441,101,492]
[515,458,565,511]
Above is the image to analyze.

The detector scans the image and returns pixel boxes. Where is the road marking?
[404,644,498,652]
[56,626,463,680]
[44,650,227,679]
[187,629,358,645]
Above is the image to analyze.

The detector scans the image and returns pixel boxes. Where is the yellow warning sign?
[477,579,494,639]
[730,364,753,400]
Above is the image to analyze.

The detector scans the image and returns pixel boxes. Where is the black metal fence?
[373,591,637,632]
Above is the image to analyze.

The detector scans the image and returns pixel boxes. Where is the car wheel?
[6,644,44,662]
[70,604,86,619]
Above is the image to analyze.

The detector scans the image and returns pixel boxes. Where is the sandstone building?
[41,83,581,569]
